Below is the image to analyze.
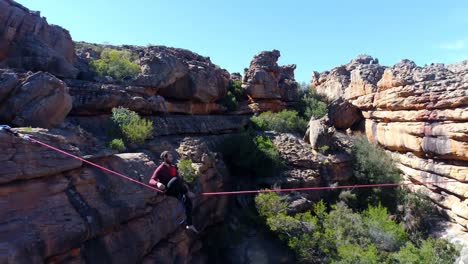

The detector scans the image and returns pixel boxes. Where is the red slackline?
[18,135,468,196]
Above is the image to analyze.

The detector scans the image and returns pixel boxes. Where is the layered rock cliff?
[0,116,246,263]
[313,56,468,230]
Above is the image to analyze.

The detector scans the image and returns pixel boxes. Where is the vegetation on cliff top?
[219,80,245,111]
[90,48,140,80]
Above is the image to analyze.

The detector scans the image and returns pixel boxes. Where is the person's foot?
[186,225,199,234]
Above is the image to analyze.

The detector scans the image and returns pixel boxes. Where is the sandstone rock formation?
[134,46,230,103]
[0,0,78,78]
[242,50,299,112]
[313,55,468,230]
[262,132,352,202]
[0,122,231,263]
[0,70,72,128]
[327,98,363,129]
[66,79,225,115]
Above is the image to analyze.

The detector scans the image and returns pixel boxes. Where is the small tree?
[178,158,197,183]
[296,86,328,120]
[351,136,402,212]
[220,80,245,111]
[110,107,153,144]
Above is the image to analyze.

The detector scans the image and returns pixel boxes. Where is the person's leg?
[183,194,193,226]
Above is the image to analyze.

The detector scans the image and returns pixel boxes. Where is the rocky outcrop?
[263,132,352,196]
[242,50,299,113]
[313,56,468,229]
[66,79,225,115]
[0,70,72,128]
[134,46,230,103]
[0,0,78,78]
[0,125,230,263]
[327,98,363,129]
[312,55,384,101]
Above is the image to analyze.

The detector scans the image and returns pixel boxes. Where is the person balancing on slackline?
[149,151,199,233]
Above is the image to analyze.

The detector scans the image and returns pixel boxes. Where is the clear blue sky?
[19,0,468,82]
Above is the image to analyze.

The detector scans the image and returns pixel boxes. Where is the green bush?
[121,117,153,144]
[109,138,126,152]
[391,238,460,264]
[90,48,140,80]
[178,158,197,183]
[397,190,437,235]
[351,136,402,212]
[251,110,308,134]
[296,86,328,120]
[111,107,140,127]
[110,107,153,144]
[220,132,284,178]
[255,194,460,263]
[220,80,245,111]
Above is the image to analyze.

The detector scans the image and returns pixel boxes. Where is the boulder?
[328,98,363,129]
[242,50,299,102]
[0,0,78,78]
[134,46,230,103]
[0,71,72,128]
[303,116,335,149]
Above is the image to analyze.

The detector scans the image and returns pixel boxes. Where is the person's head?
[160,151,174,164]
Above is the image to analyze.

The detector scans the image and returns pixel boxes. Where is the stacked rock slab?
[0,70,72,128]
[313,56,468,230]
[241,50,299,113]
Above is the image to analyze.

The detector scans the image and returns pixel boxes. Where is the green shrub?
[90,48,140,80]
[220,132,284,178]
[391,238,460,264]
[296,86,328,120]
[255,194,460,264]
[351,136,402,212]
[220,80,245,111]
[397,190,437,235]
[333,244,381,264]
[251,110,308,134]
[178,158,197,183]
[109,138,126,152]
[121,117,153,144]
[111,107,140,127]
[110,107,153,144]
[363,204,407,251]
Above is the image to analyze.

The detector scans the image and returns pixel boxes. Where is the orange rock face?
[314,57,468,229]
